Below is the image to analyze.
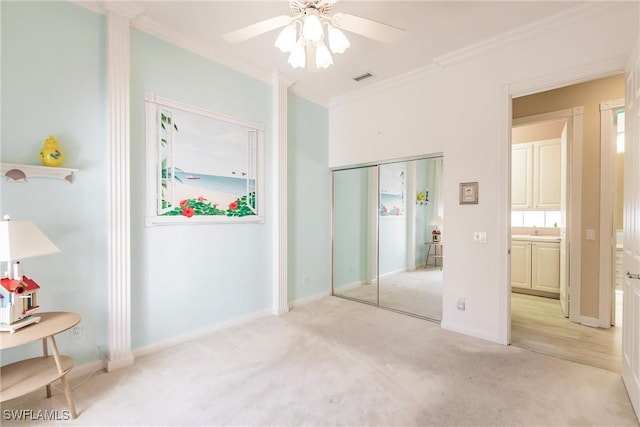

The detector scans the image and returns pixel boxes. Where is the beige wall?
[513,73,625,319]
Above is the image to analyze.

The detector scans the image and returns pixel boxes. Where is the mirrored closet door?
[332,157,444,321]
[332,166,378,304]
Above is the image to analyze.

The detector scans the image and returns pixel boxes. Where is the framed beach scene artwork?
[145,94,264,225]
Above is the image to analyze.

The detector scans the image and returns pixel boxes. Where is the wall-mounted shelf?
[1,163,78,183]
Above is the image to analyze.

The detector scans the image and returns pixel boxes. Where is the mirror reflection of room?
[332,156,444,321]
[332,166,378,304]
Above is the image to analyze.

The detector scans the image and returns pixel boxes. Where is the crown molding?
[71,1,145,19]
[432,2,609,68]
[132,15,276,85]
[441,2,636,68]
[329,1,631,107]
[509,55,627,98]
[330,63,441,108]
[70,0,104,14]
[104,2,145,20]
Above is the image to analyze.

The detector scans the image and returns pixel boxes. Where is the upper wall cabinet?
[512,139,561,210]
[512,144,532,209]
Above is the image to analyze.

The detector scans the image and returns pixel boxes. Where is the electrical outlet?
[586,229,596,240]
[457,298,466,311]
[303,276,310,286]
[70,326,83,339]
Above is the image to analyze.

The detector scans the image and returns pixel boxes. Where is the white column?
[106,9,135,371]
[272,72,293,315]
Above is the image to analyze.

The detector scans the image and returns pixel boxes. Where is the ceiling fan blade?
[223,15,292,44]
[332,13,404,44]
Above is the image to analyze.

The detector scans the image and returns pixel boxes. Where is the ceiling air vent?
[353,72,374,82]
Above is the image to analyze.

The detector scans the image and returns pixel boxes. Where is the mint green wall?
[332,167,373,289]
[1,1,331,363]
[287,94,329,301]
[130,31,274,348]
[1,1,107,364]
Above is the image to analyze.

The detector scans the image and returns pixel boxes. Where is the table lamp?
[0,215,60,332]
[430,215,443,242]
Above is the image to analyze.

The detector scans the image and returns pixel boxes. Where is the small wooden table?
[425,242,443,269]
[0,312,80,418]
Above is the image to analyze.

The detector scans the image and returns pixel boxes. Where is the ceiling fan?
[222,0,404,71]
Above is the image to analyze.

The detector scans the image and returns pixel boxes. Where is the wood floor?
[511,293,621,372]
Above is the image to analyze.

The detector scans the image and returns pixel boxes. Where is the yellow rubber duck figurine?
[40,135,64,167]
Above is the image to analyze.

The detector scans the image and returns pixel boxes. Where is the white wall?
[329,3,638,343]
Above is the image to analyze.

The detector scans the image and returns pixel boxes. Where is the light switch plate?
[474,232,487,243]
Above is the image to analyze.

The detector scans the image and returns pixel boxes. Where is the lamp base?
[0,316,41,333]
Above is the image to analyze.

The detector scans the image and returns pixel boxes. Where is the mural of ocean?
[175,171,254,196]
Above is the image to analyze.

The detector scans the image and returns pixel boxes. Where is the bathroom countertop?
[512,234,561,242]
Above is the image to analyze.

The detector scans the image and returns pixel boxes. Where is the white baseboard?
[289,290,331,308]
[73,296,331,376]
[371,268,407,285]
[580,316,600,328]
[441,321,505,345]
[334,280,367,291]
[132,308,272,359]
[68,359,106,381]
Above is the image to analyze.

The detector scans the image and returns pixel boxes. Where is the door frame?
[511,108,583,326]
[599,98,625,328]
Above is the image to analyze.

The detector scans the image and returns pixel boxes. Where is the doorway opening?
[508,75,625,373]
[599,101,625,329]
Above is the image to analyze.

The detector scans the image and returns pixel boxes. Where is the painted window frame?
[145,93,265,226]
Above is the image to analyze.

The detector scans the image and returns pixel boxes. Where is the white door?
[622,46,640,419]
[559,122,569,317]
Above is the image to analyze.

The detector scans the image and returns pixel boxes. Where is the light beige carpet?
[335,268,442,320]
[1,296,638,426]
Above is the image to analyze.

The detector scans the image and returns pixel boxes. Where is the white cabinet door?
[533,139,562,209]
[511,144,532,209]
[531,241,560,293]
[511,240,532,289]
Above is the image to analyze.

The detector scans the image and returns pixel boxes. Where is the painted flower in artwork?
[161,192,256,218]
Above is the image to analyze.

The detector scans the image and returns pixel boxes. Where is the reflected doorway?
[332,156,444,321]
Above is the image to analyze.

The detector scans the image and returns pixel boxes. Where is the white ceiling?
[82,1,589,105]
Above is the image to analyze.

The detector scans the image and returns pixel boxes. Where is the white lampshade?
[0,216,60,262]
[288,41,306,68]
[275,24,296,53]
[302,13,323,42]
[328,25,350,54]
[430,215,443,227]
[315,42,333,69]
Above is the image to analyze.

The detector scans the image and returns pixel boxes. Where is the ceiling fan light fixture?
[288,41,306,68]
[328,25,349,54]
[302,12,323,42]
[315,41,333,69]
[275,24,297,53]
